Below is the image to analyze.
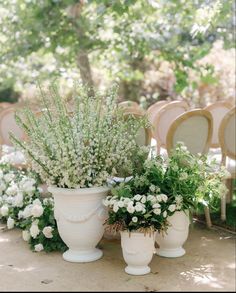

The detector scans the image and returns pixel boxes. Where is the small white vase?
[48,186,110,263]
[156,210,190,258]
[120,231,156,276]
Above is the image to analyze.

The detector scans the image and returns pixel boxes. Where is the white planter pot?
[156,210,190,258]
[120,231,156,276]
[48,186,110,263]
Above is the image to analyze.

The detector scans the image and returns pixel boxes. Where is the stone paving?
[0,222,235,292]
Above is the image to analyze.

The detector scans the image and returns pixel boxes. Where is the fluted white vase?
[120,231,156,275]
[156,210,190,258]
[48,186,110,263]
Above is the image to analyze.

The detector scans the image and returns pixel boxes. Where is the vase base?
[156,247,185,258]
[125,266,150,276]
[63,248,103,263]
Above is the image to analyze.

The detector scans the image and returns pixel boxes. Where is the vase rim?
[48,185,110,194]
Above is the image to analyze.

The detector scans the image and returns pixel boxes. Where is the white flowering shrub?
[104,143,229,232]
[11,84,147,188]
[0,163,66,252]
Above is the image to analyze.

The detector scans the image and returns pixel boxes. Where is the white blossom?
[132,216,138,223]
[1,205,9,216]
[31,204,44,218]
[42,226,53,238]
[34,244,44,252]
[22,230,31,242]
[168,204,176,212]
[30,222,40,239]
[7,217,15,229]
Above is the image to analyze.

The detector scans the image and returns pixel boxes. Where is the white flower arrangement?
[11,83,147,188]
[0,163,66,252]
[104,142,229,233]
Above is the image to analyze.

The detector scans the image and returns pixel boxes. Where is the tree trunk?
[77,50,94,95]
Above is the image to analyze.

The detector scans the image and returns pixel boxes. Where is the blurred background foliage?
[0,0,235,107]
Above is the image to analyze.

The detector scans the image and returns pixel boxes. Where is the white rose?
[7,217,15,229]
[132,216,138,223]
[4,173,15,183]
[31,204,44,218]
[154,208,161,215]
[30,223,40,239]
[23,205,32,218]
[168,204,176,212]
[22,230,31,242]
[42,226,53,239]
[127,206,135,214]
[1,205,9,216]
[33,199,41,206]
[34,244,44,252]
[6,184,18,196]
[13,192,24,207]
[163,211,167,218]
[18,210,24,219]
[113,204,119,213]
[134,194,142,201]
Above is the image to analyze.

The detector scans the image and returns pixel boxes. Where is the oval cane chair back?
[205,101,233,148]
[152,101,189,150]
[166,109,213,155]
[147,100,169,127]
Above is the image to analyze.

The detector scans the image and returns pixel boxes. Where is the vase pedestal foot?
[125,265,150,276]
[156,247,185,258]
[63,248,103,263]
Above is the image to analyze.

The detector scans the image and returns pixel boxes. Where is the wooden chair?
[147,100,169,126]
[166,109,213,227]
[152,101,189,154]
[204,101,232,152]
[118,100,140,109]
[218,107,236,221]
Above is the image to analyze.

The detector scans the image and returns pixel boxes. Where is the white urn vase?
[156,210,190,258]
[120,231,156,275]
[48,186,110,263]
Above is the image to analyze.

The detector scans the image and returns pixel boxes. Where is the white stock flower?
[34,244,44,252]
[132,216,138,223]
[31,204,44,218]
[30,222,40,239]
[7,217,15,229]
[163,211,167,218]
[168,204,176,212]
[1,205,9,216]
[22,230,31,242]
[42,226,53,238]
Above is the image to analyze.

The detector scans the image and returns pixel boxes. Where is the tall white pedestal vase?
[120,231,156,275]
[156,211,190,258]
[48,186,110,263]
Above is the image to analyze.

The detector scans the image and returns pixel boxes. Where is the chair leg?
[221,193,226,221]
[226,178,233,204]
[204,206,212,228]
